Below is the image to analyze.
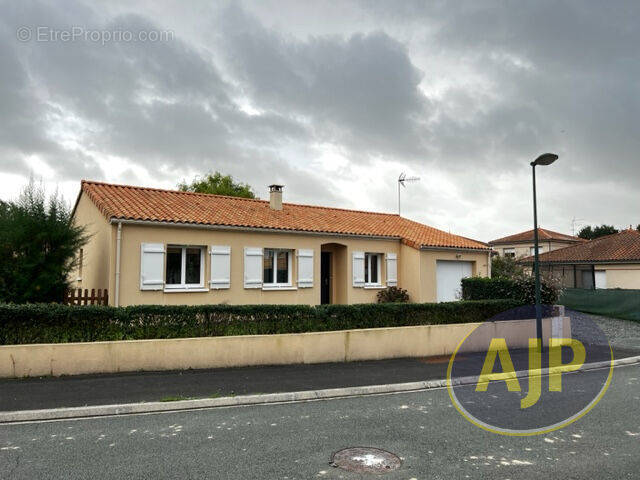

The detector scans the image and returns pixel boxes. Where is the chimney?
[269,184,284,210]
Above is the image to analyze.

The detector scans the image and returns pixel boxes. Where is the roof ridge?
[489,227,580,244]
[81,179,266,204]
[81,179,400,217]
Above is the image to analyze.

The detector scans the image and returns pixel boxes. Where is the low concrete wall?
[0,317,570,378]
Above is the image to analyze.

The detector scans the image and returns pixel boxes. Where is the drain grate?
[330,447,401,474]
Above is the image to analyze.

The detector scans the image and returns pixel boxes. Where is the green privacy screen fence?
[559,288,640,321]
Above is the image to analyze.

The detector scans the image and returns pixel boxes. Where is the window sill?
[262,285,297,291]
[164,287,208,293]
[364,284,385,290]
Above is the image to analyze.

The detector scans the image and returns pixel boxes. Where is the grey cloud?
[0,0,638,240]
[0,0,314,183]
[218,4,429,160]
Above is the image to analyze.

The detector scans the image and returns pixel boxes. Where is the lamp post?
[531,153,558,348]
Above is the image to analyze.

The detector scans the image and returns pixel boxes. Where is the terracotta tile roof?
[79,180,488,251]
[519,229,640,264]
[489,228,583,245]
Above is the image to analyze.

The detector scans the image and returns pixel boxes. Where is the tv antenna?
[398,172,420,216]
[571,216,585,236]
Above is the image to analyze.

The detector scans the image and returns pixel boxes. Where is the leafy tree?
[637,224,640,232]
[577,224,619,240]
[0,179,88,303]
[178,171,255,198]
[491,255,524,279]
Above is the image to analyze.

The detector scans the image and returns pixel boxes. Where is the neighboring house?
[519,229,640,289]
[71,181,490,306]
[489,228,584,259]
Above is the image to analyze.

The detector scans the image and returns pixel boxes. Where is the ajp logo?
[446,307,613,436]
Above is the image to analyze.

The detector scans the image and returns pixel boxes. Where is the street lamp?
[530,153,558,349]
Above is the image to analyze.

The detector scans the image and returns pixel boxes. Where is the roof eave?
[489,238,580,246]
[420,245,491,253]
[109,217,402,241]
[520,259,640,265]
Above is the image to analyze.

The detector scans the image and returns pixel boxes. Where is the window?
[364,253,381,285]
[503,248,515,258]
[165,245,205,289]
[263,249,292,286]
[530,246,544,256]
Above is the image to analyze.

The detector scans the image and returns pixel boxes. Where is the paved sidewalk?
[0,357,455,412]
[1,343,638,413]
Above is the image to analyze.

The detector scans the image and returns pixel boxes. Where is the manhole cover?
[330,447,401,474]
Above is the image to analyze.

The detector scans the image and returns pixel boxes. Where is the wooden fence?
[64,288,109,306]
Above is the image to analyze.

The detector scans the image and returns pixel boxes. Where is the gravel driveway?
[567,308,640,351]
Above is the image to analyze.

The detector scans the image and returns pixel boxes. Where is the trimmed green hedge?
[0,300,523,345]
[461,277,559,304]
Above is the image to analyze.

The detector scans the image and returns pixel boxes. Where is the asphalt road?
[1,363,639,479]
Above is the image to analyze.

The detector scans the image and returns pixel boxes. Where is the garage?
[436,260,473,302]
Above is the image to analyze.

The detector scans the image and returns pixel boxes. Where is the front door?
[321,252,331,304]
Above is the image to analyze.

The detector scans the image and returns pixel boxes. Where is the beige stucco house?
[489,228,584,259]
[519,229,640,290]
[71,180,490,306]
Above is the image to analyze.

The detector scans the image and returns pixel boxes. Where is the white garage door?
[437,260,473,302]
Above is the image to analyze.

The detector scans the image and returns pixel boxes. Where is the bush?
[0,300,524,345]
[461,276,561,304]
[377,286,409,303]
[491,255,524,279]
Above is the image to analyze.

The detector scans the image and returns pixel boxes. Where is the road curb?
[1,354,638,424]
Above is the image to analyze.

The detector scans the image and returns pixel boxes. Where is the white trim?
[263,248,293,288]
[165,245,206,290]
[163,288,209,293]
[365,252,382,286]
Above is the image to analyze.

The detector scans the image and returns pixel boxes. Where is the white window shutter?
[352,251,365,287]
[297,249,314,288]
[140,243,165,290]
[210,245,231,289]
[244,247,263,289]
[386,252,398,287]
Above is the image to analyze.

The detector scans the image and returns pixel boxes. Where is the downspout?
[487,250,492,278]
[115,222,122,307]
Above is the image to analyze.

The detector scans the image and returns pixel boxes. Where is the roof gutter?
[519,259,640,265]
[108,218,400,241]
[420,245,491,253]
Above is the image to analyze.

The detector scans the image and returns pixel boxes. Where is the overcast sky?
[1,0,638,242]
